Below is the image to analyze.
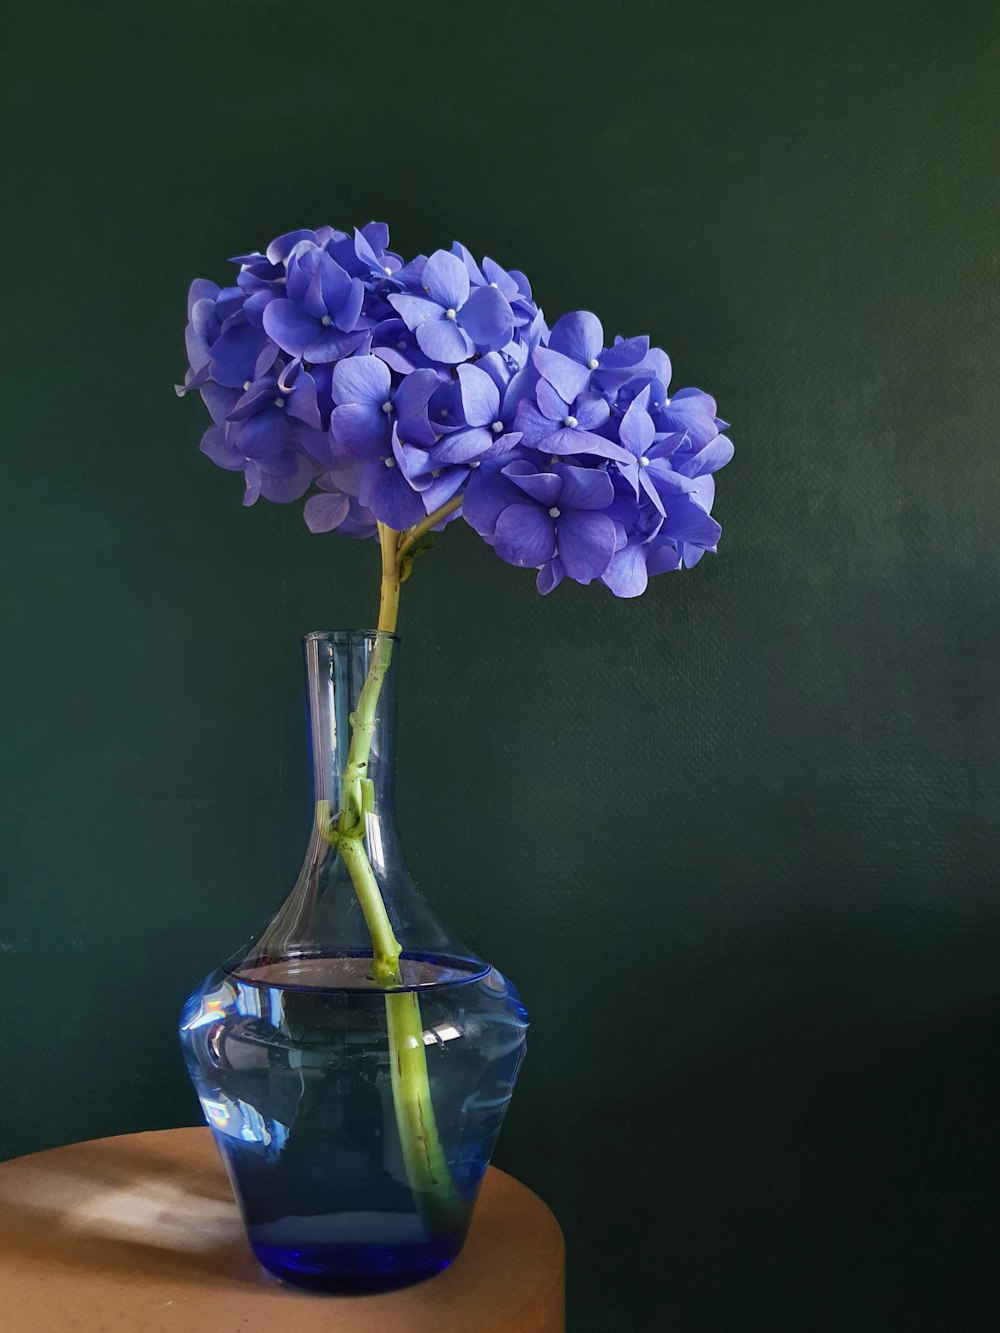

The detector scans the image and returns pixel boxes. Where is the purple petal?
[242,288,279,328]
[177,362,211,396]
[433,426,493,465]
[688,474,716,513]
[572,393,611,432]
[266,230,318,265]
[200,382,240,427]
[533,347,592,403]
[284,246,325,314]
[536,557,566,595]
[481,256,519,300]
[415,318,474,365]
[548,311,604,365]
[294,424,334,465]
[258,451,316,504]
[186,297,220,369]
[394,368,442,447]
[360,221,390,252]
[336,277,366,332]
[320,456,363,495]
[602,542,649,597]
[286,370,323,430]
[662,495,723,548]
[545,428,632,464]
[359,459,425,529]
[660,388,720,446]
[422,249,470,310]
[555,464,615,511]
[599,335,649,369]
[354,227,388,274]
[199,425,244,471]
[226,377,279,421]
[232,410,290,459]
[507,469,561,506]
[262,300,321,360]
[451,241,488,287]
[457,363,501,427]
[675,435,735,478]
[187,278,220,318]
[330,402,390,460]
[647,539,682,575]
[395,439,433,486]
[420,468,468,509]
[304,490,350,533]
[645,459,700,494]
[458,285,514,350]
[209,320,270,389]
[535,378,569,423]
[638,467,666,515]
[463,463,526,540]
[312,252,350,316]
[619,395,655,457]
[556,511,617,582]
[387,293,444,329]
[494,504,557,568]
[331,354,391,408]
[513,400,558,449]
[242,461,262,506]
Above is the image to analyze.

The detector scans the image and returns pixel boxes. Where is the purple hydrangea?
[179,222,733,597]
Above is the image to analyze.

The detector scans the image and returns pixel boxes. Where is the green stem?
[319,514,463,1230]
[397,495,463,561]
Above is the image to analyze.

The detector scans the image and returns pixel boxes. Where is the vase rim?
[303,628,401,645]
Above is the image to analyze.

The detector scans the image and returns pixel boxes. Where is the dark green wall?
[3,2,998,1328]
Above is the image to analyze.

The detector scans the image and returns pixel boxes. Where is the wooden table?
[0,1127,564,1332]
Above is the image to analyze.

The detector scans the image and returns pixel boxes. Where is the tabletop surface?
[0,1126,564,1332]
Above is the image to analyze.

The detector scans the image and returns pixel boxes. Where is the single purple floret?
[388,249,515,365]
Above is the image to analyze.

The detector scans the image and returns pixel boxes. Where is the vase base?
[254,1239,460,1293]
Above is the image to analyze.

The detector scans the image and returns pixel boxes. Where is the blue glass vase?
[180,630,528,1292]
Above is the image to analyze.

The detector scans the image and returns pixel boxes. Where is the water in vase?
[180,949,527,1290]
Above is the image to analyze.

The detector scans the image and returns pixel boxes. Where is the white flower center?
[489,281,499,288]
[562,416,578,429]
[548,507,561,518]
[663,396,672,407]
[491,420,504,432]
[587,358,599,370]
[383,265,392,274]
[445,308,458,320]
[383,457,395,468]
[320,314,333,326]
[431,469,441,478]
[640,457,650,468]
[274,397,285,408]
[469,460,481,469]
[381,401,393,414]
[243,380,252,391]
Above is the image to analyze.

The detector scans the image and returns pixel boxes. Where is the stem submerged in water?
[318,511,463,1230]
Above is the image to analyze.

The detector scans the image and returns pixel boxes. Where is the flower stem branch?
[397,497,463,561]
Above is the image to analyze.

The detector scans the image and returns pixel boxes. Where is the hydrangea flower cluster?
[179,223,733,597]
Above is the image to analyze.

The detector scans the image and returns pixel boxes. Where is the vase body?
[179,631,528,1291]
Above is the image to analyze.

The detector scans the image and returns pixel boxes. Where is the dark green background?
[3,2,998,1328]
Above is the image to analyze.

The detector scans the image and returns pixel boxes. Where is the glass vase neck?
[305,629,401,849]
[235,629,479,983]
